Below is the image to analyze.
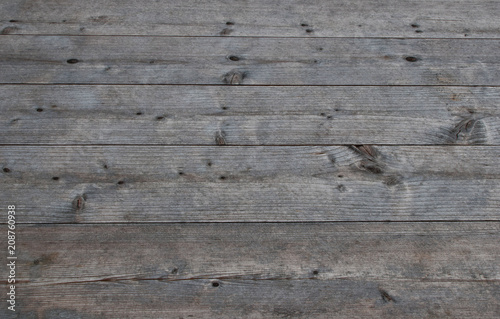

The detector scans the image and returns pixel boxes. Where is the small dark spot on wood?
[219,176,226,180]
[178,171,184,176]
[312,270,319,275]
[221,106,228,110]
[36,108,44,112]
[464,34,468,37]
[3,168,11,173]
[33,259,40,265]
[379,289,396,303]
[117,180,125,185]
[149,60,155,64]
[103,164,108,169]
[9,20,18,23]
[52,177,59,181]
[67,59,79,64]
[415,30,423,33]
[80,27,85,31]
[51,105,57,108]
[305,29,314,33]
[326,115,332,119]
[171,268,178,274]
[411,24,419,28]
[220,28,233,36]
[334,108,339,112]
[156,116,165,120]
[320,113,326,116]
[338,174,343,178]
[222,70,245,85]
[317,47,323,51]
[337,184,346,192]
[212,282,220,287]
[215,130,226,145]
[226,21,234,25]
[62,20,67,23]
[405,56,419,62]
[10,119,18,124]
[207,161,212,167]
[313,59,318,63]
[301,23,309,27]
[136,112,142,115]
[104,66,112,71]
[228,55,240,61]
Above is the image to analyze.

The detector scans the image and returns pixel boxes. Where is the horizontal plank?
[1,85,500,145]
[1,0,499,38]
[1,223,498,318]
[1,146,499,222]
[1,36,500,85]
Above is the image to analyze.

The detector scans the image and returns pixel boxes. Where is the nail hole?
[52,177,59,181]
[320,113,326,116]
[207,161,212,167]
[36,108,44,112]
[149,60,155,64]
[9,20,18,23]
[103,164,108,169]
[226,21,234,25]
[317,47,323,51]
[415,30,423,33]
[33,259,40,265]
[212,282,220,287]
[221,106,228,110]
[305,29,314,33]
[338,174,343,178]
[117,180,125,185]
[219,176,226,180]
[411,24,419,28]
[313,270,319,275]
[301,23,309,27]
[228,55,240,61]
[156,116,164,120]
[171,268,178,274]
[178,171,184,176]
[62,20,67,23]
[3,168,11,173]
[67,59,79,64]
[327,115,332,119]
[334,108,339,112]
[405,56,418,62]
[51,105,57,108]
[136,112,142,115]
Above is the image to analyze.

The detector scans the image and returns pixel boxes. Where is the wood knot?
[73,195,86,210]
[222,70,245,85]
[350,145,385,174]
[215,130,226,145]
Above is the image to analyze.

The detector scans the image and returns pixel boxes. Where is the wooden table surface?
[0,1,499,318]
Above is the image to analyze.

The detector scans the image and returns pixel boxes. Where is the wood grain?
[1,36,500,85]
[2,85,499,145]
[1,0,499,38]
[1,146,499,222]
[1,223,498,318]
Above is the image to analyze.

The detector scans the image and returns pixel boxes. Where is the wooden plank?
[1,0,500,38]
[1,223,498,318]
[1,36,500,85]
[1,146,499,222]
[1,85,500,145]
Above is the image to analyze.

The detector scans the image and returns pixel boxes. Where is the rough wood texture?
[1,146,499,222]
[1,85,499,145]
[1,0,499,38]
[0,223,498,318]
[1,36,500,85]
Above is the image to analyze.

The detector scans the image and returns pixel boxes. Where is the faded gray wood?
[1,36,500,85]
[1,0,500,38]
[1,146,499,222]
[1,85,499,145]
[1,223,498,318]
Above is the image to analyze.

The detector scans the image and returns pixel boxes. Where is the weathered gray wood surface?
[1,146,499,222]
[2,36,500,85]
[0,223,498,318]
[2,85,499,145]
[1,0,500,38]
